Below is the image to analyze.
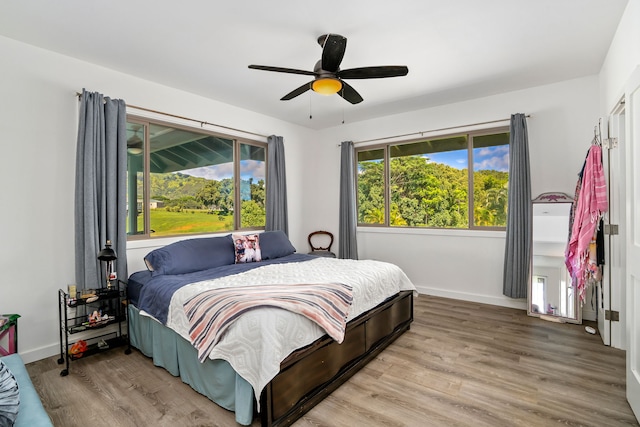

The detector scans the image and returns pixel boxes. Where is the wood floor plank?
[27,295,638,426]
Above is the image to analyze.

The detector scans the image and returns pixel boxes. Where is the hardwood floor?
[27,295,638,427]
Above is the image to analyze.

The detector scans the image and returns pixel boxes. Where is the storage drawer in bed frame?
[260,290,414,427]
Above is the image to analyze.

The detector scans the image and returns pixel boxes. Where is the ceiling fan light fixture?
[312,78,342,95]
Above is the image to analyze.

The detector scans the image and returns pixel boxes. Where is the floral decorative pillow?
[233,233,262,263]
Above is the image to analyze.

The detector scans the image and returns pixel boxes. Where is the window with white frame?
[126,117,267,239]
[356,128,509,229]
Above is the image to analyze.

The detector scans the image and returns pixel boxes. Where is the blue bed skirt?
[128,305,255,425]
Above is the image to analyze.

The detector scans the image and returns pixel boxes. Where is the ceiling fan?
[248,34,408,104]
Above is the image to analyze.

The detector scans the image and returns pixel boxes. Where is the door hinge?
[605,310,620,322]
[603,137,618,149]
[604,224,619,235]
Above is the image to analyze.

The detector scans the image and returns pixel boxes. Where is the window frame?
[126,115,268,241]
[355,126,509,231]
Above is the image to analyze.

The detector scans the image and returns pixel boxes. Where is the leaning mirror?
[528,192,581,324]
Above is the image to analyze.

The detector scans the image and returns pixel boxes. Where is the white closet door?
[599,111,626,348]
[625,66,640,420]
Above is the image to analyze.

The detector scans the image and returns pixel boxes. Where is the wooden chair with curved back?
[307,230,336,258]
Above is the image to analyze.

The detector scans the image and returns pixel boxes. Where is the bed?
[127,231,416,426]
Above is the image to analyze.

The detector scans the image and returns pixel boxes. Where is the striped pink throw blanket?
[184,283,353,362]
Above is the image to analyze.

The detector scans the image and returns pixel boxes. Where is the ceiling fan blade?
[338,81,363,104]
[319,34,347,72]
[281,81,313,100]
[338,65,409,79]
[248,64,315,76]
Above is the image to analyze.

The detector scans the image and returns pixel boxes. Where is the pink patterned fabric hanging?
[565,144,608,303]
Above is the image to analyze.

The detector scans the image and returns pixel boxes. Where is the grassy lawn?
[139,209,234,236]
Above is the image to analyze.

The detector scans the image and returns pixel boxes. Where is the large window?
[356,128,509,229]
[126,118,266,239]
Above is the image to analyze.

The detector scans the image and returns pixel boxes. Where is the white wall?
[0,35,315,363]
[313,76,600,309]
[600,0,640,113]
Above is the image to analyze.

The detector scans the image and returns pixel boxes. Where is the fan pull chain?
[341,87,345,124]
[309,92,312,120]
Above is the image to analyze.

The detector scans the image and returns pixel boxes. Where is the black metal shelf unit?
[57,281,130,376]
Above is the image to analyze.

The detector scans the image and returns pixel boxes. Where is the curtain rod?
[75,92,268,139]
[353,114,531,145]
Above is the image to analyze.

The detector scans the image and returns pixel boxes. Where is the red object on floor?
[69,340,88,358]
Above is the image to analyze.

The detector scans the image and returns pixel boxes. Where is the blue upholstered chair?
[0,353,53,426]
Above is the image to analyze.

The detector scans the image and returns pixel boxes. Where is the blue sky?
[428,150,468,169]
[428,145,509,172]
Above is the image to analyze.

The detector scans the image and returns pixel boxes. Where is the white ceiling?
[0,0,629,130]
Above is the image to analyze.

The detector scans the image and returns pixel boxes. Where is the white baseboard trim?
[582,308,597,322]
[19,343,60,364]
[23,289,527,363]
[415,284,528,311]
[19,323,126,364]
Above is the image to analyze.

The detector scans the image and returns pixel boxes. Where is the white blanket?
[166,257,417,408]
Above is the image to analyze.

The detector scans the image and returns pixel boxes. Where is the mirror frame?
[528,192,581,324]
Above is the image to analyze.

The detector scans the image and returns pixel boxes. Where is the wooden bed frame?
[259,290,414,427]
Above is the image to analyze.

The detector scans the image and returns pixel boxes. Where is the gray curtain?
[339,141,358,259]
[503,113,532,298]
[265,135,288,235]
[75,89,128,290]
